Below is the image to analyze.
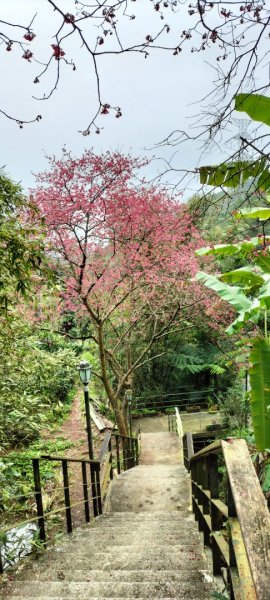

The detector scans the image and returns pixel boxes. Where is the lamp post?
[126,388,133,437]
[78,360,94,460]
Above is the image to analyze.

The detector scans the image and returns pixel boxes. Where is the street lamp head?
[126,389,132,402]
[78,360,92,385]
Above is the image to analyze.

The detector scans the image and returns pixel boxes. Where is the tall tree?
[32,148,220,434]
[0,171,44,313]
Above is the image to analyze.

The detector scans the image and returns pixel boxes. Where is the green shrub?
[217,380,250,434]
[0,332,78,450]
[132,408,158,417]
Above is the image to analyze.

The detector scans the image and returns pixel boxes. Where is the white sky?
[0,0,260,196]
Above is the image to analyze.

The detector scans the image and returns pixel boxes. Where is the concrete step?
[96,511,191,519]
[111,480,184,487]
[68,518,195,535]
[54,535,199,548]
[52,543,204,556]
[1,579,213,598]
[90,516,191,524]
[14,568,213,583]
[110,485,183,494]
[35,551,208,572]
[0,597,207,600]
[119,463,184,469]
[22,555,206,573]
[117,467,186,476]
[69,517,196,538]
[73,513,195,528]
[52,521,201,545]
[107,505,188,513]
[68,527,194,541]
[57,534,197,547]
[108,497,188,511]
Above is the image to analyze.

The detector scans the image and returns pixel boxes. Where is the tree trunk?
[115,405,128,437]
[97,322,128,437]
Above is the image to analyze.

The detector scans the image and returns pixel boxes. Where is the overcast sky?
[0,0,256,197]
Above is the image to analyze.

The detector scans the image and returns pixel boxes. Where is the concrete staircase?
[0,432,215,599]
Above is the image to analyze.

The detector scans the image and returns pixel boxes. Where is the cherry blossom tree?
[32,148,225,434]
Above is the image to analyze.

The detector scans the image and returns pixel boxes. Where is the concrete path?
[0,431,215,599]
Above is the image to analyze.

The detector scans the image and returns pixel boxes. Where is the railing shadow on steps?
[0,431,139,574]
[182,429,270,600]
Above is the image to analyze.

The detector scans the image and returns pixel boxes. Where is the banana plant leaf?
[258,276,270,309]
[195,271,252,312]
[225,299,260,335]
[199,160,265,188]
[262,464,270,493]
[195,237,267,258]
[220,267,264,291]
[255,252,270,274]
[235,207,270,220]
[235,94,270,127]
[196,243,240,257]
[257,169,270,192]
[250,339,270,451]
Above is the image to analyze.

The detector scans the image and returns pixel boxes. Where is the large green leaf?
[235,207,270,221]
[196,243,240,257]
[257,169,270,192]
[258,276,270,309]
[225,299,260,335]
[199,161,265,188]
[195,271,252,312]
[262,463,270,492]
[195,238,266,259]
[255,252,270,274]
[250,339,270,451]
[220,267,264,290]
[235,94,270,127]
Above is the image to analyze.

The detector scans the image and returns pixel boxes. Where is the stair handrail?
[0,430,139,574]
[190,438,270,600]
[175,407,183,439]
[182,431,194,470]
[98,430,138,503]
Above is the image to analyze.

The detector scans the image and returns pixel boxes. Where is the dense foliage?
[0,321,78,451]
[0,172,80,452]
[0,172,44,312]
[195,96,270,451]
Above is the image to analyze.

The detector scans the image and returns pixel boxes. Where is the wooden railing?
[183,431,220,471]
[184,435,270,599]
[168,408,183,435]
[0,431,138,574]
[167,413,176,432]
[183,431,194,470]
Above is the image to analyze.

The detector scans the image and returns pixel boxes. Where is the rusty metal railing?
[0,431,139,573]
